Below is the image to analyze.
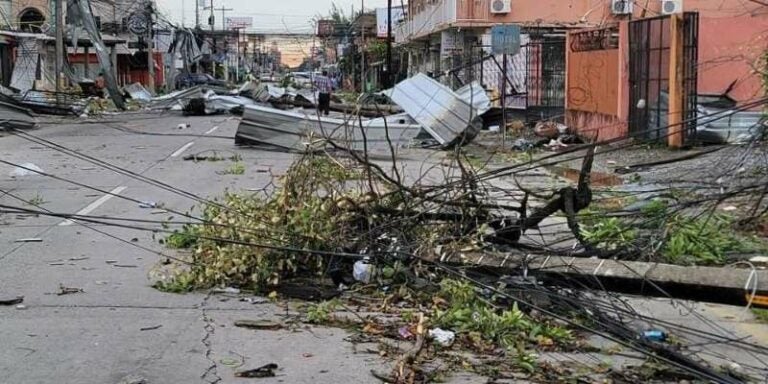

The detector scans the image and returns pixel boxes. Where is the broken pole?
[440,251,768,307]
[667,13,684,148]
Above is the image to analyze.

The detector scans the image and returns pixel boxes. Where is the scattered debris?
[353,259,375,283]
[212,287,241,295]
[428,328,455,347]
[139,325,163,331]
[0,296,24,306]
[9,163,44,177]
[643,330,668,342]
[123,83,152,102]
[234,320,284,331]
[240,297,269,304]
[398,326,414,340]
[14,238,42,243]
[57,284,84,296]
[235,363,278,378]
[15,304,27,310]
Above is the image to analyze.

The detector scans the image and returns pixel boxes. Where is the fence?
[437,37,566,120]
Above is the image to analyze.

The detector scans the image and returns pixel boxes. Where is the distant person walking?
[314,70,334,116]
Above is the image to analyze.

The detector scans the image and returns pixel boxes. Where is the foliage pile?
[433,280,572,353]
[178,154,365,289]
[580,199,767,265]
[161,152,453,290]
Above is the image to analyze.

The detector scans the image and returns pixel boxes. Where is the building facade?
[397,0,767,138]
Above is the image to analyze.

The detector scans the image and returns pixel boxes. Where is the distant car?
[175,73,227,89]
[290,72,314,88]
[259,71,275,82]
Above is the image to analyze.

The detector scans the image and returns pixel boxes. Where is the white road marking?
[171,141,195,157]
[204,126,219,135]
[59,186,127,226]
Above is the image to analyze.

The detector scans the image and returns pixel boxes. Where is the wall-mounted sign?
[376,6,405,38]
[226,17,253,29]
[491,24,521,55]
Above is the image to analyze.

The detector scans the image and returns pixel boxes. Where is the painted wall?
[565,23,631,142]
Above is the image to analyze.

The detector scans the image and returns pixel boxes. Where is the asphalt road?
[2,113,766,383]
[0,114,389,384]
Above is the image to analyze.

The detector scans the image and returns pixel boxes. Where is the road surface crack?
[200,291,221,384]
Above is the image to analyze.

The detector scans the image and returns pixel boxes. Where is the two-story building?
[396,0,768,129]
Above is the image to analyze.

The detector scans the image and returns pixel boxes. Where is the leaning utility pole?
[386,0,392,88]
[146,1,155,94]
[55,0,64,91]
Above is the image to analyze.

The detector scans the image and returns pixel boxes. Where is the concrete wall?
[565,23,631,142]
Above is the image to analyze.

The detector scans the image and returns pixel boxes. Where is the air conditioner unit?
[490,0,511,14]
[661,0,683,14]
[611,0,633,15]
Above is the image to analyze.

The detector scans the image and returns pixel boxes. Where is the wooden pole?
[667,13,684,148]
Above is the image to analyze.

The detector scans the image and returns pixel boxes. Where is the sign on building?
[375,6,405,38]
[440,30,463,57]
[317,19,335,37]
[225,17,253,29]
[491,24,521,55]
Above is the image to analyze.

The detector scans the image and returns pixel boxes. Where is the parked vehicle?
[175,73,227,89]
[291,73,313,88]
[259,71,276,82]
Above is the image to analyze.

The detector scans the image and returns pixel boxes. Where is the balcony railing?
[395,0,505,44]
[395,0,457,43]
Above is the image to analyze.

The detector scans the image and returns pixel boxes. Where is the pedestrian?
[314,70,334,116]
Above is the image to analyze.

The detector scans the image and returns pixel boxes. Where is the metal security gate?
[629,13,699,143]
[526,38,566,118]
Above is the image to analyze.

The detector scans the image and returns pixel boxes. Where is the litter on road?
[235,363,279,378]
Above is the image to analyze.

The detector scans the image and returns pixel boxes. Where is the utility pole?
[668,13,684,148]
[215,6,233,81]
[55,0,64,91]
[146,1,155,94]
[209,0,215,31]
[360,0,365,93]
[196,0,200,28]
[215,6,232,31]
[386,0,392,88]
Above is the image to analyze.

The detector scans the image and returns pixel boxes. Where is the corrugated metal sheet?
[0,100,36,130]
[389,73,481,147]
[697,107,765,144]
[455,81,491,115]
[10,37,38,92]
[236,105,422,151]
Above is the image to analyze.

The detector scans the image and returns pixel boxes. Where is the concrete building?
[7,0,49,32]
[396,0,767,140]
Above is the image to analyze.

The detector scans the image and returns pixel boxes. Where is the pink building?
[396,0,768,139]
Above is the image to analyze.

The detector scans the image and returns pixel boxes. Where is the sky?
[156,0,392,33]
